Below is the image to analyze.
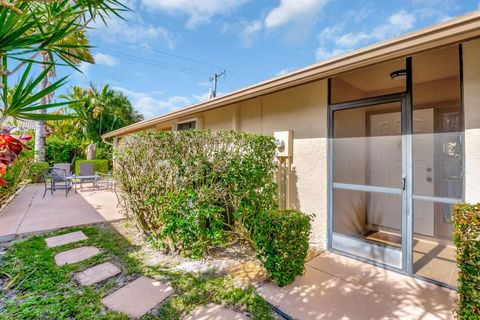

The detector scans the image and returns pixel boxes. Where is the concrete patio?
[0,184,124,239]
[259,251,457,320]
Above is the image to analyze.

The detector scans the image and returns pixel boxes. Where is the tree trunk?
[86,143,96,160]
[34,54,49,162]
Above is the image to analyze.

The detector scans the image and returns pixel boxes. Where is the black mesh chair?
[42,168,73,198]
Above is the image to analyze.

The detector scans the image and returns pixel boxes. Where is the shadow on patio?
[0,184,124,239]
[258,251,457,320]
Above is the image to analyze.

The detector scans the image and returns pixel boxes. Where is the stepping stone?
[184,304,249,320]
[45,231,88,248]
[54,246,101,266]
[101,276,173,318]
[74,262,121,286]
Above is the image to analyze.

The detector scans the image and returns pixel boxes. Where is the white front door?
[412,108,435,236]
[368,109,435,236]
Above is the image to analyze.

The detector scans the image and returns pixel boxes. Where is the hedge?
[453,204,480,319]
[75,160,109,176]
[45,138,81,165]
[252,209,312,286]
[114,130,278,258]
[29,161,49,183]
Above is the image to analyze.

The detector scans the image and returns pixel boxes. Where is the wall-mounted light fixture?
[390,69,407,80]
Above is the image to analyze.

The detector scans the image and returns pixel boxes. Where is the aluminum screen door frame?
[327,92,411,272]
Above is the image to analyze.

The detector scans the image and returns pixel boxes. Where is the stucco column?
[463,39,480,203]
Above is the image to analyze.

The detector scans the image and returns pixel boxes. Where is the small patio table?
[67,174,99,193]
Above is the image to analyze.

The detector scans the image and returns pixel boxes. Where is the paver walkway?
[0,184,123,238]
[185,304,249,320]
[258,251,457,320]
[101,276,174,318]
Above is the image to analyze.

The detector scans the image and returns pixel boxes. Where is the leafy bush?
[29,161,49,183]
[95,142,114,167]
[75,160,109,175]
[114,130,278,258]
[0,151,33,208]
[252,209,312,287]
[45,138,81,165]
[452,204,480,319]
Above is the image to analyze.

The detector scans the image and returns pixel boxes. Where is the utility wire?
[117,40,223,71]
[104,50,211,78]
[114,40,244,80]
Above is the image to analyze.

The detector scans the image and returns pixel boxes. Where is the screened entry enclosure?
[328,45,462,288]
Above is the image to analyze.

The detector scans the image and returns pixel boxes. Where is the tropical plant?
[0,1,126,122]
[59,84,143,141]
[0,0,126,180]
[48,84,143,161]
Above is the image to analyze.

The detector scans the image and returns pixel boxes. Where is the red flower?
[0,132,31,187]
[0,163,6,175]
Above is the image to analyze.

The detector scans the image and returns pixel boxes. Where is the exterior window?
[177,121,196,131]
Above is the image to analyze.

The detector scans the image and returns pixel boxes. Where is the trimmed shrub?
[252,209,312,287]
[114,130,278,258]
[45,138,81,165]
[452,204,480,319]
[29,161,49,183]
[75,160,109,175]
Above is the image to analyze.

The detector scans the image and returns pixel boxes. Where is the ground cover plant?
[452,204,480,319]
[0,224,273,319]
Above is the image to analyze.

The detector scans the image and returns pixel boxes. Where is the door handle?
[402,177,406,190]
[426,177,432,182]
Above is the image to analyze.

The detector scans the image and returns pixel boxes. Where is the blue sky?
[64,0,479,119]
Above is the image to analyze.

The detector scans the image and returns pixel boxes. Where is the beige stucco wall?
[197,80,329,248]
[463,39,480,203]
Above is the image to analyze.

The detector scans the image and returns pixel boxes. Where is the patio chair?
[75,162,99,190]
[42,168,72,198]
[53,163,72,177]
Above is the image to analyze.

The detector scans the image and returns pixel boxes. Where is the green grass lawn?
[0,225,273,319]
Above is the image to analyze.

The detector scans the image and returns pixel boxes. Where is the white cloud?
[265,0,328,29]
[316,10,416,60]
[315,47,347,60]
[93,53,118,67]
[141,0,248,28]
[91,7,176,49]
[238,0,328,46]
[112,87,211,118]
[239,20,262,47]
[275,69,290,76]
[77,62,90,77]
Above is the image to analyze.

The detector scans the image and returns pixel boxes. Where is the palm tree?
[0,0,127,160]
[35,30,94,161]
[56,84,143,158]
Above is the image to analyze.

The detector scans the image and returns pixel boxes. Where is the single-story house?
[103,11,480,289]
